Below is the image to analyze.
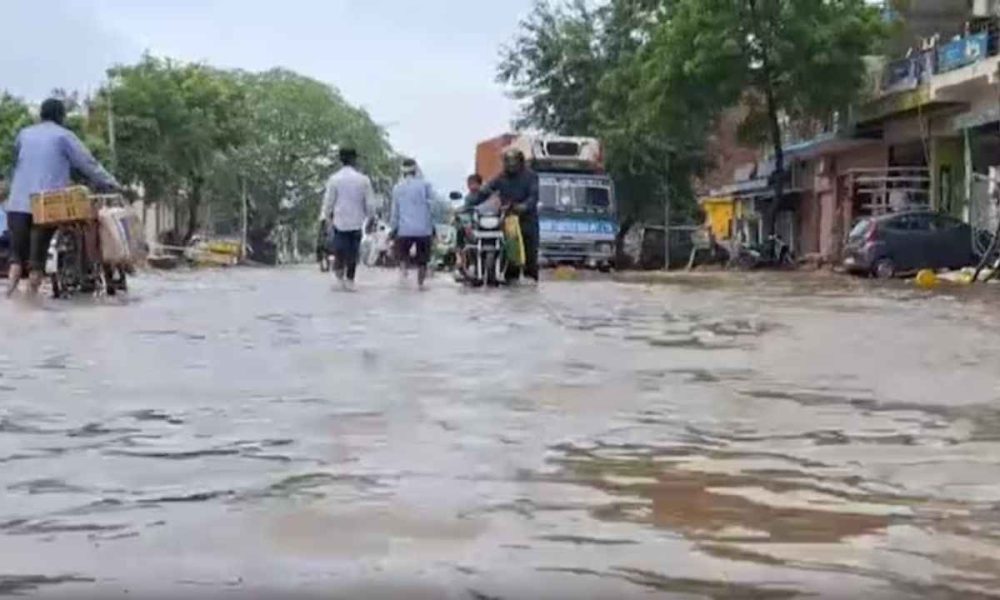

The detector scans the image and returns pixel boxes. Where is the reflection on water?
[0,268,999,598]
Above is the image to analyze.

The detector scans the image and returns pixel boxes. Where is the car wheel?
[872,258,896,280]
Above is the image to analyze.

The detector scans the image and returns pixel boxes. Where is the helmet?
[503,148,526,173]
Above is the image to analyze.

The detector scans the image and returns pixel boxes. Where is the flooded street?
[1,267,999,599]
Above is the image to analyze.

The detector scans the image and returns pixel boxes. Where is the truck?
[476,134,617,270]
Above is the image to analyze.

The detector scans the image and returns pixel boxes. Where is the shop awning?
[953,107,1000,130]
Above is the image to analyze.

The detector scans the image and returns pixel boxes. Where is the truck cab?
[477,134,618,270]
[537,171,617,269]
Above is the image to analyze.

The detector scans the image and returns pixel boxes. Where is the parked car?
[843,211,976,279]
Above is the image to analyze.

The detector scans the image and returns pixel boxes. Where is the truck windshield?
[539,177,613,212]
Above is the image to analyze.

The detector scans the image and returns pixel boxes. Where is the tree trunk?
[184,177,203,244]
[615,215,636,269]
[764,82,784,245]
[747,0,783,249]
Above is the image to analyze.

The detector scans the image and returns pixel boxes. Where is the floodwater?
[1,267,999,599]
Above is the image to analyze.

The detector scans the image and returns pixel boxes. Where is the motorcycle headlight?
[479,216,501,229]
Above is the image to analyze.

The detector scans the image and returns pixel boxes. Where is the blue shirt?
[4,122,117,214]
[390,176,435,238]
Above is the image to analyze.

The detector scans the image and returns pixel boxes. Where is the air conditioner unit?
[508,135,604,172]
[972,0,1000,18]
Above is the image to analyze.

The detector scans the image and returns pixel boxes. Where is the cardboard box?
[31,186,94,225]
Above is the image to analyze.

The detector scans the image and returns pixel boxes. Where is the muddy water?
[0,268,999,599]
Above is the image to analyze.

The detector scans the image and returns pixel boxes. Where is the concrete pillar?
[965,128,973,223]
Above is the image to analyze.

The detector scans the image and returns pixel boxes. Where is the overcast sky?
[0,0,535,191]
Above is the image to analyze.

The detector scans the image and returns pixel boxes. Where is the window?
[908,215,934,232]
[849,219,872,240]
[539,184,558,208]
[930,214,961,231]
[539,177,613,211]
[586,187,611,209]
[886,214,932,232]
[884,216,912,231]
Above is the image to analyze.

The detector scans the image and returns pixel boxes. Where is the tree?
[641,0,885,238]
[207,69,397,262]
[0,93,31,179]
[90,55,250,243]
[499,0,696,240]
[498,0,603,133]
[592,0,709,235]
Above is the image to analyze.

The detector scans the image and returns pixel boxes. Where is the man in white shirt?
[320,148,375,289]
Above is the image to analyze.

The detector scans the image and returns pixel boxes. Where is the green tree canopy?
[499,0,692,233]
[638,0,886,234]
[0,93,31,181]
[207,68,397,260]
[88,55,250,242]
[499,0,886,240]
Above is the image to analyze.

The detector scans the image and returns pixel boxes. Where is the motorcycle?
[456,208,507,287]
[729,234,794,271]
[431,224,457,272]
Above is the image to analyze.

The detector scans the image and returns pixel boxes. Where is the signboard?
[540,218,617,235]
[936,33,989,74]
[882,52,933,94]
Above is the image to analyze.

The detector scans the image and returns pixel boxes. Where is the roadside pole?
[663,151,672,271]
[240,179,249,262]
[106,86,117,173]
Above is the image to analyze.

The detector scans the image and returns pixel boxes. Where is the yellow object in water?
[554,266,577,281]
[915,269,939,289]
[206,241,241,256]
[503,215,526,267]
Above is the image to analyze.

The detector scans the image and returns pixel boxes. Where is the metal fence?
[843,167,932,216]
[970,174,1000,257]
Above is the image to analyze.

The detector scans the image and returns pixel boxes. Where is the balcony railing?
[879,25,1000,95]
[843,167,931,216]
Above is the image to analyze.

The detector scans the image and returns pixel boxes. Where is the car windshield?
[848,219,872,240]
[540,177,613,211]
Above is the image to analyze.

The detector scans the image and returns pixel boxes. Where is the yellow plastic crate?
[31,186,94,225]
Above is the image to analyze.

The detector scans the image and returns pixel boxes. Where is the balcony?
[875,25,1000,99]
[843,167,932,216]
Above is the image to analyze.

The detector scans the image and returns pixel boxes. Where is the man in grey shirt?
[319,147,375,290]
[390,158,435,288]
[3,98,120,296]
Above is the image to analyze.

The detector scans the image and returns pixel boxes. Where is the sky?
[0,0,535,192]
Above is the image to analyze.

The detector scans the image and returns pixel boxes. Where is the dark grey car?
[843,212,976,279]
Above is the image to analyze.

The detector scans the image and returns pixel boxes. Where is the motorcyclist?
[454,174,484,280]
[463,174,483,208]
[469,149,540,282]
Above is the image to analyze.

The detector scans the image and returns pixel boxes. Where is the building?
[701,4,1000,264]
